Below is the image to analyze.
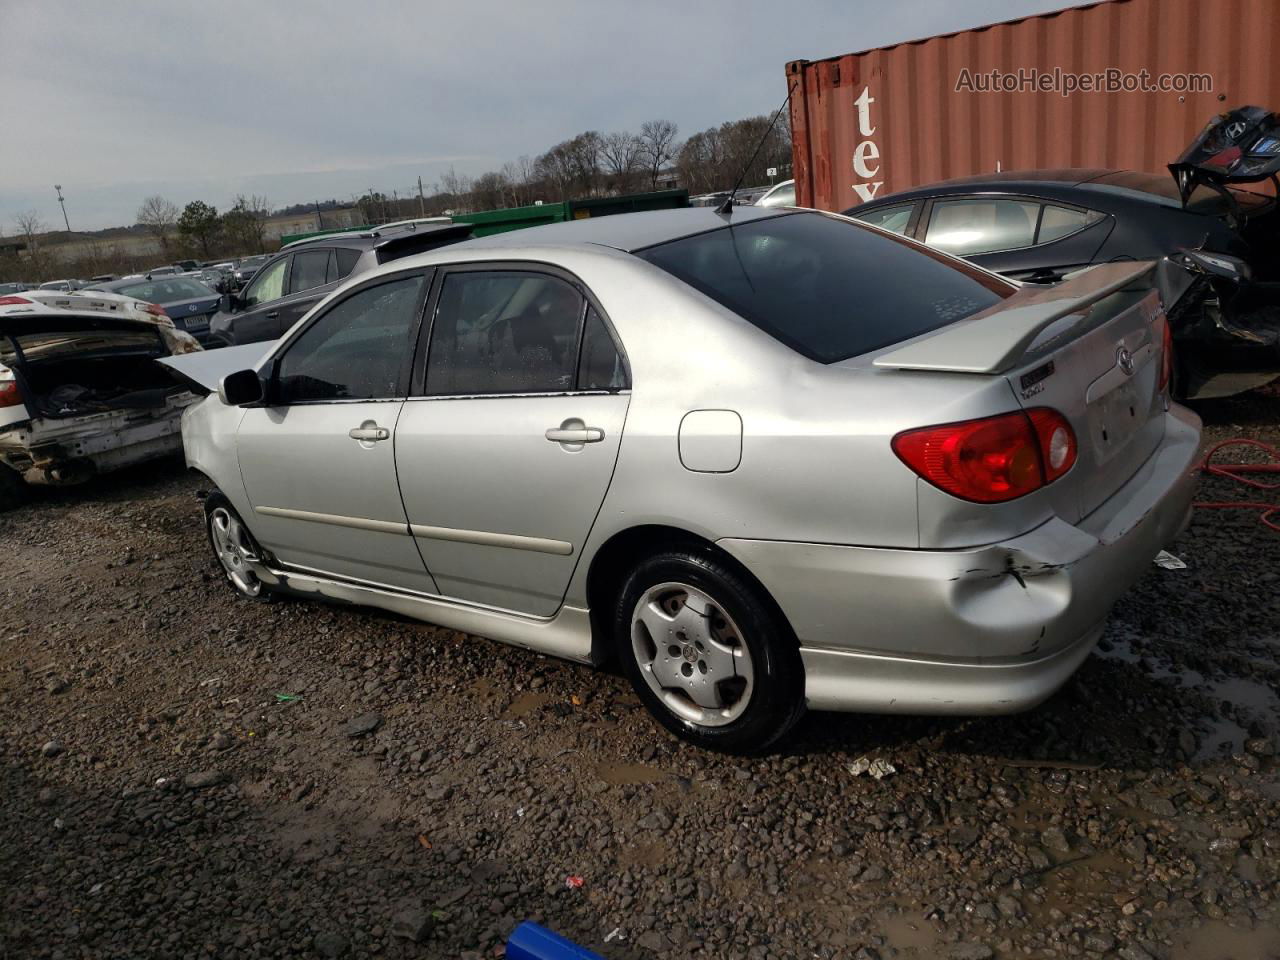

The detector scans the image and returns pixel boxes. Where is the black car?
[229,255,270,291]
[87,276,223,344]
[209,221,474,346]
[846,168,1280,398]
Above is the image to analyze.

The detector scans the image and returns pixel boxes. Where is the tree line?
[3,109,792,282]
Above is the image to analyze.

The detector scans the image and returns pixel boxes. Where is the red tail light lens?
[892,408,1077,503]
[0,376,23,409]
[142,302,167,317]
[1158,318,1174,393]
[0,296,32,306]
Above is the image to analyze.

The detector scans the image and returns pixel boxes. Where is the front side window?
[290,250,332,294]
[855,203,914,236]
[274,274,425,403]
[925,198,1040,255]
[637,211,1012,364]
[242,257,288,308]
[425,271,584,396]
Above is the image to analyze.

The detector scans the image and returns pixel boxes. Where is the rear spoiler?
[374,223,474,264]
[873,260,1182,375]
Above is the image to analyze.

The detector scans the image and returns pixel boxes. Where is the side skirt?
[257,562,595,664]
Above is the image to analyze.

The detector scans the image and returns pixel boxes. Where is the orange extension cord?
[1193,438,1280,533]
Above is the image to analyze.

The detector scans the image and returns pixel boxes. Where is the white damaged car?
[0,290,202,509]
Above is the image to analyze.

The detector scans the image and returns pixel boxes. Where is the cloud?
[0,0,1089,229]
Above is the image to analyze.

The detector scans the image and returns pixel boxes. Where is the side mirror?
[220,292,240,312]
[217,369,264,406]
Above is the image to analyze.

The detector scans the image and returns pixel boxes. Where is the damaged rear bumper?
[718,405,1201,715]
[0,398,196,485]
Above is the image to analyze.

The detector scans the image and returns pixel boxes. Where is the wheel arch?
[584,523,799,668]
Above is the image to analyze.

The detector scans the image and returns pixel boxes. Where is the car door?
[230,254,291,344]
[236,270,439,594]
[272,248,342,336]
[394,266,631,617]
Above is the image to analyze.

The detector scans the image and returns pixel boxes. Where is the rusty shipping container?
[788,0,1280,211]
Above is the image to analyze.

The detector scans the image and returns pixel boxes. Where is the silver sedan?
[171,206,1200,752]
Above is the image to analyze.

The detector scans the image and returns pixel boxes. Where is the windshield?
[635,212,1013,363]
[1082,171,1275,216]
[116,278,214,303]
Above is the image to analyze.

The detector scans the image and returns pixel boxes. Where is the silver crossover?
[172,206,1200,751]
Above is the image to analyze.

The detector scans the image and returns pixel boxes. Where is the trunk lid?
[876,261,1174,522]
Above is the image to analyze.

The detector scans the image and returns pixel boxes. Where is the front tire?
[0,465,29,512]
[613,547,805,753]
[204,492,271,601]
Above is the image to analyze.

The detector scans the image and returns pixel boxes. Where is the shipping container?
[788,0,1280,212]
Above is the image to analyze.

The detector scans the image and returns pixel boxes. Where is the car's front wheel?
[204,493,271,601]
[614,547,805,753]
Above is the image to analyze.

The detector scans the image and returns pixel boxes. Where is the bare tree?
[13,210,49,273]
[638,120,680,189]
[440,166,474,213]
[221,194,270,253]
[136,195,179,257]
[600,132,643,194]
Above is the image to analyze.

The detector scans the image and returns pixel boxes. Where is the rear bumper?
[719,405,1201,714]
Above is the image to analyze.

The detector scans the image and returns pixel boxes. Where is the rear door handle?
[265,311,279,319]
[545,426,604,443]
[349,425,390,442]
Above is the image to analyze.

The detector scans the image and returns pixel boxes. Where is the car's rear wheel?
[204,493,271,601]
[614,547,804,753]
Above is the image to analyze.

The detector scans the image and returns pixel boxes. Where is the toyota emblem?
[1117,346,1135,376]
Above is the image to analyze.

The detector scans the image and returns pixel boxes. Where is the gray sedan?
[169,206,1199,751]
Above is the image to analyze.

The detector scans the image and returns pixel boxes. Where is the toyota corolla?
[167,206,1200,752]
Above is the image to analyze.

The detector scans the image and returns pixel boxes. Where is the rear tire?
[204,492,272,601]
[0,465,29,513]
[613,547,805,753]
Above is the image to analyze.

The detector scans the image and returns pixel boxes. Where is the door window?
[289,250,332,293]
[924,198,1040,255]
[242,256,288,307]
[335,248,361,278]
[856,203,914,235]
[577,305,628,390]
[425,271,585,396]
[1037,204,1102,243]
[274,274,425,404]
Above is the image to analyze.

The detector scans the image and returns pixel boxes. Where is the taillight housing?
[892,408,1077,503]
[0,296,32,306]
[1158,318,1174,393]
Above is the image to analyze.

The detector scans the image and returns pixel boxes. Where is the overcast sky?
[1,0,1088,231]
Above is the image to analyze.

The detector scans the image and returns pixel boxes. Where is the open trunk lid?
[876,260,1177,522]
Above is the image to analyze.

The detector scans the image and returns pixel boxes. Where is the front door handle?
[545,426,604,444]
[349,424,390,442]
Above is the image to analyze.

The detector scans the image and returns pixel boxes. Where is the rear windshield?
[1082,171,1275,216]
[635,212,1013,363]
[115,278,214,302]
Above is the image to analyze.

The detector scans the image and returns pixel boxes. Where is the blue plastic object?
[505,921,605,960]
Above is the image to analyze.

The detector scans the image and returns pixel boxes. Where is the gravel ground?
[2,391,1279,960]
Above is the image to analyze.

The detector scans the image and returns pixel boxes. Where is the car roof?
[453,204,787,254]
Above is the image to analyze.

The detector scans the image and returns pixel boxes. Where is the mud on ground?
[1,391,1278,960]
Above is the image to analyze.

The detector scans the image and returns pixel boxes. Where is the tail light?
[892,408,1077,503]
[0,370,23,409]
[0,296,32,306]
[1158,318,1174,393]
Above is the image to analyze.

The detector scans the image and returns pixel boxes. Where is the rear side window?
[275,275,425,403]
[290,250,332,294]
[636,212,1012,363]
[578,305,628,390]
[925,198,1040,255]
[1038,204,1103,243]
[425,271,585,395]
[335,248,361,278]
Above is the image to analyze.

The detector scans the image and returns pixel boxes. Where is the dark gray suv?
[208,221,474,346]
